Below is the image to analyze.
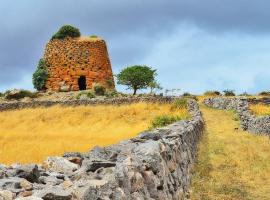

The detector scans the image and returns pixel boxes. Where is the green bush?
[106,79,114,87]
[87,92,95,98]
[105,91,118,98]
[223,90,235,96]
[5,90,39,100]
[94,85,106,95]
[171,99,188,110]
[258,91,270,96]
[151,115,182,128]
[183,92,191,96]
[0,92,3,97]
[204,91,221,96]
[89,35,98,38]
[51,25,81,40]
[33,58,49,91]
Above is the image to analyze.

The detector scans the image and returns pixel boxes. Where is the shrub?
[171,99,188,110]
[183,92,192,96]
[87,92,95,98]
[89,35,98,38]
[106,79,114,87]
[151,115,182,128]
[0,92,3,97]
[94,85,106,95]
[33,58,49,91]
[105,91,118,98]
[5,90,39,100]
[258,91,270,96]
[223,90,235,96]
[51,25,81,40]
[204,91,221,96]
[239,92,251,96]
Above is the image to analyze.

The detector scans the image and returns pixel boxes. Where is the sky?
[1,0,270,94]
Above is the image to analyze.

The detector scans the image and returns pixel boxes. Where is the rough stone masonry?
[0,99,204,200]
[44,37,115,92]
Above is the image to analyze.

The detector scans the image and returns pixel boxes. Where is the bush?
[89,35,98,38]
[105,91,118,98]
[33,58,49,91]
[183,92,192,96]
[151,115,182,128]
[0,92,3,97]
[223,90,235,96]
[204,91,221,96]
[87,92,95,98]
[106,79,114,87]
[239,92,251,96]
[258,91,270,96]
[51,25,81,40]
[94,85,106,95]
[171,99,188,110]
[5,90,39,100]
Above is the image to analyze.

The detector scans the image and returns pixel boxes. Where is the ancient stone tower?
[44,37,114,91]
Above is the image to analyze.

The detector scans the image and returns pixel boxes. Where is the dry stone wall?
[44,37,114,92]
[0,99,204,200]
[0,97,176,112]
[204,97,270,135]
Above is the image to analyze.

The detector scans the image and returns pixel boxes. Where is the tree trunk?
[133,88,137,95]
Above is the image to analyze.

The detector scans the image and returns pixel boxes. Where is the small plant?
[105,91,118,98]
[51,25,81,40]
[258,91,270,96]
[89,35,98,38]
[171,99,188,110]
[5,90,39,100]
[76,92,83,100]
[33,58,49,91]
[223,90,235,96]
[151,115,182,128]
[94,85,106,95]
[106,79,114,87]
[87,92,95,98]
[183,92,192,96]
[204,91,221,96]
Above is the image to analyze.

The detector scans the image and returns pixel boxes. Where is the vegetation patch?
[0,102,188,164]
[249,103,270,116]
[51,25,81,40]
[190,105,270,200]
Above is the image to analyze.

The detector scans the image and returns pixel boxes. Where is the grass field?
[249,103,270,116]
[0,102,189,164]
[190,105,270,200]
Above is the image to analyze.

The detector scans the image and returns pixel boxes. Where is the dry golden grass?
[249,104,270,116]
[0,102,189,165]
[190,105,270,200]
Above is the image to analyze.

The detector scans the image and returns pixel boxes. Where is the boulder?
[43,157,79,174]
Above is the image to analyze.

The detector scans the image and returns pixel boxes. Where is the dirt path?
[190,105,270,200]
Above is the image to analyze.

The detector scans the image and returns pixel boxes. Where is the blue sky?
[1,0,270,94]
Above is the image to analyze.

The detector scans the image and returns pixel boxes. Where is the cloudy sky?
[1,0,270,94]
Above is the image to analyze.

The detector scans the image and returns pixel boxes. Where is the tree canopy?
[117,65,157,95]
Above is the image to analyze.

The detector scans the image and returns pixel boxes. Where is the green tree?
[32,58,49,91]
[148,81,162,94]
[117,65,156,95]
[51,25,81,40]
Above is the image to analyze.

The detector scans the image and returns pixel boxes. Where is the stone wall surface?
[44,37,114,91]
[0,99,204,200]
[0,97,177,112]
[204,97,270,135]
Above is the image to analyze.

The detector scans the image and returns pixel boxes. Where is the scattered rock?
[43,157,79,174]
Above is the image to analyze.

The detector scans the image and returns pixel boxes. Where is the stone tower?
[44,37,114,92]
